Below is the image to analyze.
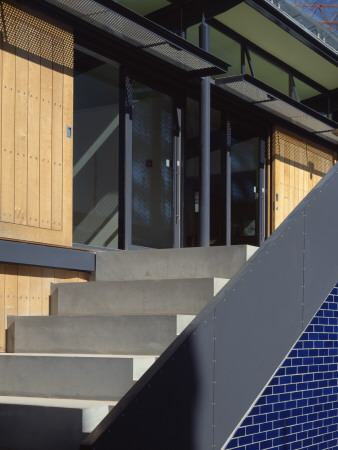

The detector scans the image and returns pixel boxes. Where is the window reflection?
[73,49,119,248]
[132,83,174,248]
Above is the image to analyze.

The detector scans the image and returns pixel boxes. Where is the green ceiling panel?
[216,3,338,90]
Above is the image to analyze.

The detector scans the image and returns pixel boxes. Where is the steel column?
[199,16,211,247]
[259,137,266,246]
[123,72,133,250]
[226,119,232,246]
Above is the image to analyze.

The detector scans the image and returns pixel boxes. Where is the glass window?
[73,49,119,248]
[293,77,321,102]
[184,98,200,247]
[231,123,260,246]
[210,109,227,245]
[246,50,289,96]
[186,24,241,77]
[115,0,170,16]
[132,82,174,248]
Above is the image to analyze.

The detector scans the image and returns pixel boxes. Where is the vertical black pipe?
[259,137,266,246]
[124,72,133,250]
[226,119,231,246]
[241,44,245,75]
[199,15,210,247]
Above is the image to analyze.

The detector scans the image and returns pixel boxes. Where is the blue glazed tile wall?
[225,283,338,450]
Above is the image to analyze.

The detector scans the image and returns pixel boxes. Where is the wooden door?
[0,1,73,245]
[271,126,335,232]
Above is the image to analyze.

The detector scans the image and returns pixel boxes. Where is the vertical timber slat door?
[271,126,335,232]
[0,265,4,352]
[0,1,73,245]
[17,265,30,315]
[15,17,29,226]
[39,27,53,230]
[1,11,16,224]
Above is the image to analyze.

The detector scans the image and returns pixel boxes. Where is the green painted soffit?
[116,0,170,16]
[216,2,338,90]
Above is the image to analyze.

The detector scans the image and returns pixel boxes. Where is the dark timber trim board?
[0,240,95,272]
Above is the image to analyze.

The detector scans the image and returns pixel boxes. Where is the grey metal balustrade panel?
[81,162,338,449]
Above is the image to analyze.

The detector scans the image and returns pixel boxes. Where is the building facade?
[0,0,338,447]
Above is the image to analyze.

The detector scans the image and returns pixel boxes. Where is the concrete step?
[94,245,257,281]
[0,396,117,450]
[50,278,228,316]
[7,314,195,355]
[0,353,155,400]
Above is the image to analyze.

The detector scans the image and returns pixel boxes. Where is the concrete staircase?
[0,245,256,450]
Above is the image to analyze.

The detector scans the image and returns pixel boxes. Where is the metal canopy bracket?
[216,74,338,145]
[40,0,230,78]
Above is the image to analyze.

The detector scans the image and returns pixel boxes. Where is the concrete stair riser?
[0,354,155,400]
[0,397,117,450]
[94,245,257,281]
[7,315,195,355]
[50,278,228,316]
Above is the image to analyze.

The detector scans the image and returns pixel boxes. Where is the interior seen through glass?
[132,82,174,248]
[73,49,119,249]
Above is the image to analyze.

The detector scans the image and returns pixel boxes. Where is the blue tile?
[234,428,246,438]
[253,432,266,442]
[239,435,252,445]
[254,415,267,425]
[274,385,285,394]
[260,440,272,449]
[246,444,259,450]
[260,422,272,432]
[227,439,238,448]
[246,425,260,434]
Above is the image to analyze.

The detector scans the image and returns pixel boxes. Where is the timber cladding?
[0,0,73,245]
[271,126,336,232]
[0,263,88,352]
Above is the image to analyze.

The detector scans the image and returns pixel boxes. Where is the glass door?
[231,122,260,246]
[130,82,177,249]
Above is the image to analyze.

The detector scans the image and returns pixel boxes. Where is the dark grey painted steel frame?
[81,155,338,449]
[0,240,95,272]
[216,74,338,131]
[122,73,182,250]
[245,0,338,66]
[38,0,230,78]
[208,18,330,97]
[199,17,211,247]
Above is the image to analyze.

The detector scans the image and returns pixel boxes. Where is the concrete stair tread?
[0,352,159,358]
[0,396,118,408]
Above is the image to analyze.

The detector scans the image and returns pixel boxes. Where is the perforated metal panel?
[41,0,229,76]
[218,75,338,144]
